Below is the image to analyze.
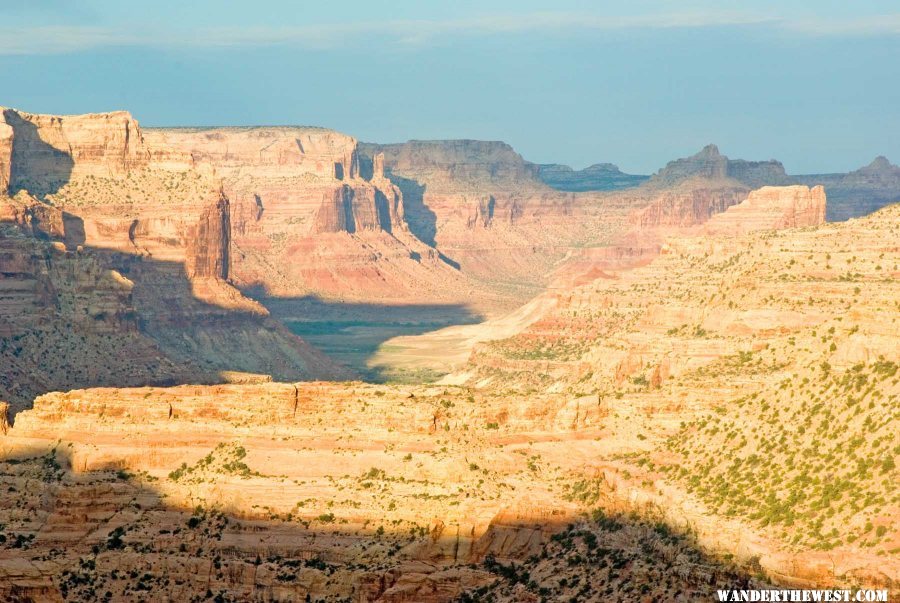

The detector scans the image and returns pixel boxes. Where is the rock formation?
[0,118,12,193]
[141,127,467,308]
[796,155,900,221]
[647,144,793,189]
[701,184,826,234]
[1,108,149,198]
[0,109,349,412]
[359,140,545,192]
[0,380,781,602]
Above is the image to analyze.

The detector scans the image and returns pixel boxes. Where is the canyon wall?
[535,144,898,223]
[0,109,348,412]
[359,140,544,192]
[461,184,832,390]
[357,140,654,306]
[1,108,150,198]
[701,184,826,234]
[143,127,466,306]
[7,107,867,320]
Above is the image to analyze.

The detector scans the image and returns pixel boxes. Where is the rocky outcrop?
[535,162,648,192]
[314,183,398,234]
[356,139,643,307]
[629,147,807,231]
[187,191,231,279]
[648,144,792,189]
[0,378,781,601]
[0,195,194,411]
[641,146,898,225]
[142,126,465,305]
[144,125,359,179]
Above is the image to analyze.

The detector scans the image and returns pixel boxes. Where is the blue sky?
[1,1,898,173]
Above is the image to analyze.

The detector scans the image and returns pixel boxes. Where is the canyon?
[0,105,897,602]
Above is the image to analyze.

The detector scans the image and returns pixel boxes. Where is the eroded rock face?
[627,146,797,231]
[1,107,149,198]
[635,186,750,228]
[0,112,349,412]
[0,119,12,193]
[5,109,845,320]
[142,126,464,306]
[0,195,192,411]
[701,184,826,234]
[355,140,651,306]
[188,191,231,279]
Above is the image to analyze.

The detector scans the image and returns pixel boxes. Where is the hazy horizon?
[2,0,899,173]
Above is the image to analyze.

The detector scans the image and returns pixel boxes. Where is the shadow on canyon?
[3,109,74,200]
[252,294,484,383]
[382,171,460,270]
[1,210,485,415]
[0,443,767,602]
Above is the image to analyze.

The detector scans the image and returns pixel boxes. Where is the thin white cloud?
[0,11,898,56]
[781,14,900,36]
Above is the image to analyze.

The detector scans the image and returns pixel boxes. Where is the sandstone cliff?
[701,184,826,234]
[143,127,465,307]
[354,139,651,308]
[628,146,798,230]
[0,118,12,193]
[5,109,844,323]
[1,107,149,198]
[0,110,350,412]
